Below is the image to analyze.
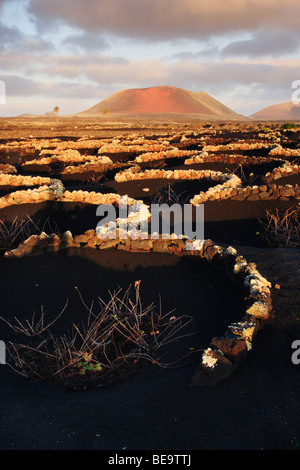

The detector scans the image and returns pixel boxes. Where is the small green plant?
[281,122,298,130]
[259,126,272,133]
[77,352,102,374]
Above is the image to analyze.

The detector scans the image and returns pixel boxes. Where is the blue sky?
[1,0,300,117]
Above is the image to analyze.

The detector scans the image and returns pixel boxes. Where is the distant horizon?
[0,1,300,117]
[2,84,299,119]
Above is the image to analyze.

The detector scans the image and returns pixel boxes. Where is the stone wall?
[0,178,64,209]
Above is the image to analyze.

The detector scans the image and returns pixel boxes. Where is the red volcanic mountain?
[78,85,244,119]
[250,101,300,120]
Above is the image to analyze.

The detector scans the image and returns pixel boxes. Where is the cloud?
[3,75,51,96]
[51,53,300,85]
[62,32,110,52]
[1,74,110,102]
[37,54,129,80]
[0,20,55,56]
[167,47,220,61]
[0,22,23,51]
[34,54,168,88]
[0,0,9,12]
[222,29,300,58]
[2,44,299,105]
[14,50,297,101]
[27,0,300,41]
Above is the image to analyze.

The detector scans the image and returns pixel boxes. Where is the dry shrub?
[82,174,106,186]
[0,216,60,252]
[259,206,300,248]
[1,282,195,390]
[152,183,190,205]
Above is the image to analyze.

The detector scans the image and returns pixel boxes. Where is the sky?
[0,0,300,117]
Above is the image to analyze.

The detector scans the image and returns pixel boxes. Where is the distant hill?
[17,113,37,118]
[17,111,58,118]
[44,111,57,117]
[77,85,245,120]
[250,101,300,121]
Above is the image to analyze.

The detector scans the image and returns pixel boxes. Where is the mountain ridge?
[76,85,246,120]
[250,101,300,120]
